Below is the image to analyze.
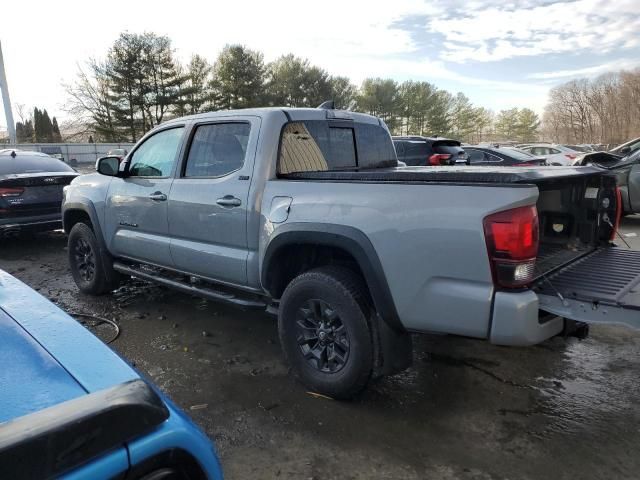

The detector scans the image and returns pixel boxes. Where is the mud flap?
[535,248,640,329]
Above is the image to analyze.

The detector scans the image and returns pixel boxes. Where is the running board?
[113,262,267,309]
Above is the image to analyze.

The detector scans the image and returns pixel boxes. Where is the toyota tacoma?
[62,106,640,398]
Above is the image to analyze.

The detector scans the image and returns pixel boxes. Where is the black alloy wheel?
[295,298,350,373]
[74,237,96,282]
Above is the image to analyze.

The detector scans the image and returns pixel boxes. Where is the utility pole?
[0,41,16,144]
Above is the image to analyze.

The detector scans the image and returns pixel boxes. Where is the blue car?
[0,269,223,480]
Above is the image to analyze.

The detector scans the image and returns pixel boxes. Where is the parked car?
[609,137,640,157]
[107,148,129,160]
[393,136,468,165]
[40,145,65,162]
[0,150,78,237]
[518,143,581,166]
[465,145,545,166]
[0,269,223,479]
[563,144,593,153]
[62,106,640,399]
[579,148,640,215]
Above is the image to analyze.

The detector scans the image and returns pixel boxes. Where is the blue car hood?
[0,270,138,423]
[0,308,86,422]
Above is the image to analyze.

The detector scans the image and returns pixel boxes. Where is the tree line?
[65,32,541,143]
[15,107,63,143]
[543,69,640,145]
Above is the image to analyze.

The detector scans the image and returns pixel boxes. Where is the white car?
[518,144,582,166]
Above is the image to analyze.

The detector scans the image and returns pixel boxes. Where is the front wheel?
[68,222,120,295]
[278,266,374,399]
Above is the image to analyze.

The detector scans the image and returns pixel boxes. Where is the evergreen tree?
[265,54,333,107]
[515,108,540,142]
[52,117,63,142]
[210,45,265,110]
[329,76,357,110]
[175,54,212,115]
[41,109,54,142]
[356,78,400,131]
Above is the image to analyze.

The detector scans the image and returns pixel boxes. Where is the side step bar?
[113,262,267,309]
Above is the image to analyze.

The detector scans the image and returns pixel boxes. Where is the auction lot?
[2,220,640,480]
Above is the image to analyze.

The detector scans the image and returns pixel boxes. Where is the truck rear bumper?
[489,290,564,346]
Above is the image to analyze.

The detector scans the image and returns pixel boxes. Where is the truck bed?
[280,165,606,185]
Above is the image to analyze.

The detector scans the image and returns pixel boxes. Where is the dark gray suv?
[392,136,468,166]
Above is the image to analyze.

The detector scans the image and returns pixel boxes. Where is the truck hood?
[0,270,138,423]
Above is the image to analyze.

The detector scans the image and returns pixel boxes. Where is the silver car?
[518,143,582,166]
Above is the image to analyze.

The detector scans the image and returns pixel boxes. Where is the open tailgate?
[535,248,640,328]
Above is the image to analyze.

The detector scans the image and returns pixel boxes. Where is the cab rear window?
[278,120,396,174]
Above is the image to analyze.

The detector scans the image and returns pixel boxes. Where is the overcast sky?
[1,0,639,130]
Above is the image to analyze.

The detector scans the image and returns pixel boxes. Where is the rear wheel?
[278,266,374,399]
[68,222,120,295]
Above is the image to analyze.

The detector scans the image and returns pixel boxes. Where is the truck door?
[535,248,640,329]
[168,118,260,286]
[105,126,185,266]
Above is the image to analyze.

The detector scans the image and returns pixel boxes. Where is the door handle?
[149,192,167,201]
[216,195,241,207]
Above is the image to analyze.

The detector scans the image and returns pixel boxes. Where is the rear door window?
[467,149,486,164]
[485,153,504,163]
[184,123,250,177]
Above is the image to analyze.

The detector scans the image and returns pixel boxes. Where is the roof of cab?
[162,107,382,127]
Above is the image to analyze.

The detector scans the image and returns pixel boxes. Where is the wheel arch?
[262,223,404,333]
[63,202,108,252]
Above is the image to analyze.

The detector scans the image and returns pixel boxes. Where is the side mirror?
[96,156,121,176]
[620,146,631,155]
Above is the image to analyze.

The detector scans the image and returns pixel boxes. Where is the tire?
[278,266,374,399]
[68,222,120,295]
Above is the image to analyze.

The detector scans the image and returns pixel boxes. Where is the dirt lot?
[2,218,640,480]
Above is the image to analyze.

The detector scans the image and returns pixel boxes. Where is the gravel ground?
[1,217,640,479]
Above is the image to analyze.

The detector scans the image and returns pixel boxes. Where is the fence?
[1,143,135,164]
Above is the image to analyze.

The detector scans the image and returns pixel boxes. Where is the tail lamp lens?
[428,153,452,166]
[483,205,539,288]
[0,187,24,197]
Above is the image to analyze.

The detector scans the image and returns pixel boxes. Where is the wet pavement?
[2,218,640,479]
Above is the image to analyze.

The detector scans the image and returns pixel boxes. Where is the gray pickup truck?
[62,107,640,398]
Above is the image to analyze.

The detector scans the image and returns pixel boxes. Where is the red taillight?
[0,187,24,197]
[428,153,452,166]
[483,205,539,288]
[565,154,576,160]
[611,187,623,241]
